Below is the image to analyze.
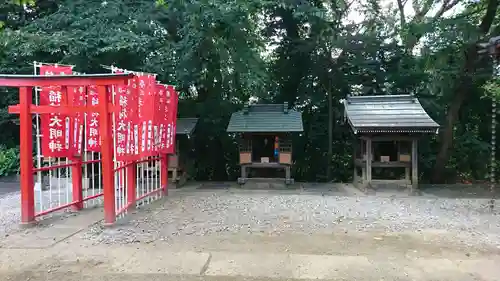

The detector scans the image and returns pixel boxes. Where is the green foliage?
[483,76,500,100]
[0,146,19,177]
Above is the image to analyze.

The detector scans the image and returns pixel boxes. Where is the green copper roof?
[226,103,303,133]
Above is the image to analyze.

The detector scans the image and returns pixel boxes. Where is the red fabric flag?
[143,75,157,156]
[113,71,138,161]
[39,65,73,158]
[128,76,139,159]
[85,85,101,152]
[69,85,86,155]
[151,81,164,153]
[156,84,167,153]
[171,87,179,153]
[136,75,149,157]
[165,85,178,154]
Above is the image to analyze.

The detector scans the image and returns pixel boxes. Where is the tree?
[431,0,499,183]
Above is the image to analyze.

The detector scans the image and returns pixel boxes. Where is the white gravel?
[0,191,21,237]
[82,191,500,247]
[0,188,82,238]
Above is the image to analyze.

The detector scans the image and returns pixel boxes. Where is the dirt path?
[2,229,499,281]
[1,189,500,280]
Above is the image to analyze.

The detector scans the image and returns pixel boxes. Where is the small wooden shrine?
[342,94,440,193]
[226,102,303,185]
[168,117,198,186]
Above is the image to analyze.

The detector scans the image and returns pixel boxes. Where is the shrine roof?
[342,94,440,134]
[226,103,303,133]
[176,118,198,135]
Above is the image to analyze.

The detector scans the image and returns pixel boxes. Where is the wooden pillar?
[399,141,410,182]
[353,138,358,185]
[98,85,116,225]
[365,137,372,188]
[241,165,247,179]
[411,139,418,190]
[285,166,291,180]
[19,86,35,224]
[160,154,169,196]
[360,139,366,182]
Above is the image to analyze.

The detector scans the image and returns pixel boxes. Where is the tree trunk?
[327,88,332,182]
[432,72,472,183]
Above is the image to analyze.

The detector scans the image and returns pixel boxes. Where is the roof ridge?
[347,94,417,104]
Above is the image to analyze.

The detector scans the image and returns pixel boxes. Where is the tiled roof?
[226,103,303,133]
[176,118,198,135]
[342,95,439,134]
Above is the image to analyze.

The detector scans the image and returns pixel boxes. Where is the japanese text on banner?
[165,85,178,154]
[85,86,101,152]
[113,72,137,161]
[136,75,156,157]
[39,65,73,158]
[156,84,167,153]
[70,86,86,155]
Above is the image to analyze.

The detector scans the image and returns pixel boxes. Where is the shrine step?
[370,180,410,190]
[238,178,299,189]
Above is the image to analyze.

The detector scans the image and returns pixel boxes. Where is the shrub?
[0,146,20,177]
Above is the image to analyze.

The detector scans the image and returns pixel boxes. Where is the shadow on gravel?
[420,183,500,199]
[0,180,19,197]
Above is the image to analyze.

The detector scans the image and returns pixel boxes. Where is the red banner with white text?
[85,86,101,152]
[103,69,179,159]
[70,85,86,155]
[165,85,178,154]
[113,71,138,161]
[39,65,73,158]
[156,84,167,153]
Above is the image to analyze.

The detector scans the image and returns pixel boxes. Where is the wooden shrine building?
[342,95,440,192]
[168,117,198,185]
[226,102,303,185]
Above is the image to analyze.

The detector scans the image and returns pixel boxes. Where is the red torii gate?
[0,73,133,224]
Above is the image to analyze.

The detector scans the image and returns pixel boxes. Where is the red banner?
[39,65,73,158]
[85,86,101,152]
[165,85,178,154]
[156,84,168,153]
[135,75,158,157]
[113,72,138,161]
[70,86,86,155]
[136,75,147,157]
[171,87,179,153]
[130,77,140,158]
[144,76,156,156]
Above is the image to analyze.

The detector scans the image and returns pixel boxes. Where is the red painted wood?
[161,154,169,196]
[19,87,35,224]
[8,104,121,114]
[0,74,132,87]
[97,85,116,225]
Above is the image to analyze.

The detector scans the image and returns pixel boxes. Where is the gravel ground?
[0,188,98,238]
[0,191,21,236]
[82,191,500,247]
